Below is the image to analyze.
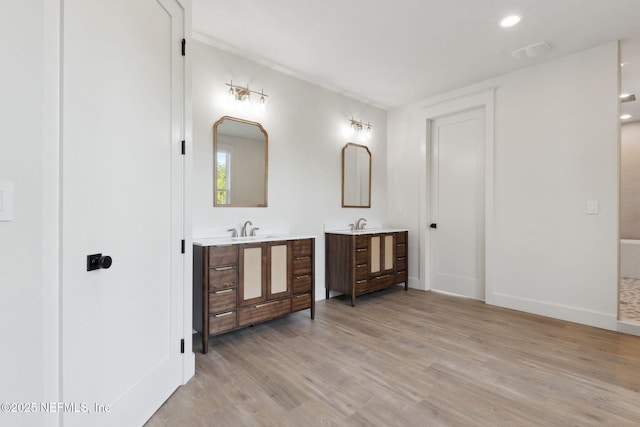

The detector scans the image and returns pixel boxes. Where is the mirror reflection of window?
[213,116,268,207]
[216,150,231,204]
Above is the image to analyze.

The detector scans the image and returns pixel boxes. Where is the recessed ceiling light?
[500,15,521,28]
[621,114,632,120]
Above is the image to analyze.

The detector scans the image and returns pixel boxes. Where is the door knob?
[87,253,113,271]
[430,223,437,229]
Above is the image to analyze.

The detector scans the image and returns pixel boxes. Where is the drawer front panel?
[395,232,406,244]
[355,279,368,295]
[208,246,237,266]
[355,248,368,264]
[292,239,312,257]
[370,273,394,291]
[292,293,311,312]
[293,256,312,276]
[239,298,291,327]
[208,266,237,291]
[355,235,369,248]
[209,288,237,313]
[355,262,368,279]
[396,256,407,271]
[396,270,407,283]
[292,273,312,294]
[396,243,406,258]
[209,311,237,334]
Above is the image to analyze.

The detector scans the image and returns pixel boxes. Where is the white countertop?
[193,234,316,246]
[325,228,409,235]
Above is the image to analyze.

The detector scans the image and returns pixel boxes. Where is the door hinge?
[181,239,185,254]
[180,338,185,354]
[181,140,185,155]
[181,38,186,56]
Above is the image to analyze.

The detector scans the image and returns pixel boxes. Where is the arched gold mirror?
[213,116,268,207]
[342,142,371,208]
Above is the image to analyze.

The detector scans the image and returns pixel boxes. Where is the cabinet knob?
[430,223,437,229]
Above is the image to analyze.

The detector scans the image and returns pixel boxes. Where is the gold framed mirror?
[213,116,268,207]
[342,142,371,208]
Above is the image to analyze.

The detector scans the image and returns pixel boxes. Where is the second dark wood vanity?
[325,230,408,306]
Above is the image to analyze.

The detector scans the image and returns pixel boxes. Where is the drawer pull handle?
[295,256,310,260]
[295,274,311,279]
[397,243,406,247]
[356,264,367,268]
[214,289,233,294]
[295,294,308,298]
[397,257,406,261]
[214,266,234,271]
[356,248,367,252]
[374,275,390,280]
[215,311,234,318]
[356,279,367,284]
[255,301,278,308]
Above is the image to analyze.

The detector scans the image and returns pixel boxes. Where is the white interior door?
[61,1,184,425]
[430,109,485,299]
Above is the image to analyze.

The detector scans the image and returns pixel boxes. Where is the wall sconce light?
[226,80,268,107]
[350,117,372,138]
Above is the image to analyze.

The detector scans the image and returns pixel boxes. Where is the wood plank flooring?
[146,288,640,426]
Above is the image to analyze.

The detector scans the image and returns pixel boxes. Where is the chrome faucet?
[250,227,260,236]
[355,218,367,230]
[241,220,253,237]
[227,227,238,238]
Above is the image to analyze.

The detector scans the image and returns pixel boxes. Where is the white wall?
[388,42,620,330]
[191,39,388,300]
[0,1,47,426]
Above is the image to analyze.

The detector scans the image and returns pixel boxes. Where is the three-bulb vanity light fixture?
[226,80,268,107]
[350,117,372,138]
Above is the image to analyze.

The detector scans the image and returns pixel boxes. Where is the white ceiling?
[193,0,640,120]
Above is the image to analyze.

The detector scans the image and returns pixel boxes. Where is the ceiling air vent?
[621,94,636,103]
[512,42,551,60]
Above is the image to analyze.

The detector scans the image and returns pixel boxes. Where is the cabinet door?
[268,241,291,299]
[239,243,267,306]
[370,234,395,274]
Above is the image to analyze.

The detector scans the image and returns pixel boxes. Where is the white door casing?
[61,1,186,425]
[430,109,485,299]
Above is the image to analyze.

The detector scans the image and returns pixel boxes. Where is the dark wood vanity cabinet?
[194,237,315,353]
[325,231,408,306]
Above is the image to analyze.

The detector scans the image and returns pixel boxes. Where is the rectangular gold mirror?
[342,142,371,208]
[214,116,268,207]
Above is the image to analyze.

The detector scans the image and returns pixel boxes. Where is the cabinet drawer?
[293,256,312,276]
[238,298,291,327]
[396,243,406,258]
[355,247,368,264]
[355,262,368,279]
[292,293,311,312]
[208,246,237,266]
[209,311,237,335]
[396,270,407,283]
[355,279,368,295]
[292,273,312,294]
[395,232,406,244]
[355,235,369,248]
[209,288,237,313]
[208,266,237,291]
[370,273,394,291]
[396,256,407,270]
[292,239,312,257]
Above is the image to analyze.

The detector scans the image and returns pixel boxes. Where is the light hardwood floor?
[146,288,640,426]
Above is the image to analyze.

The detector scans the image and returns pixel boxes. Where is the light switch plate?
[0,181,14,221]
[586,200,599,215]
